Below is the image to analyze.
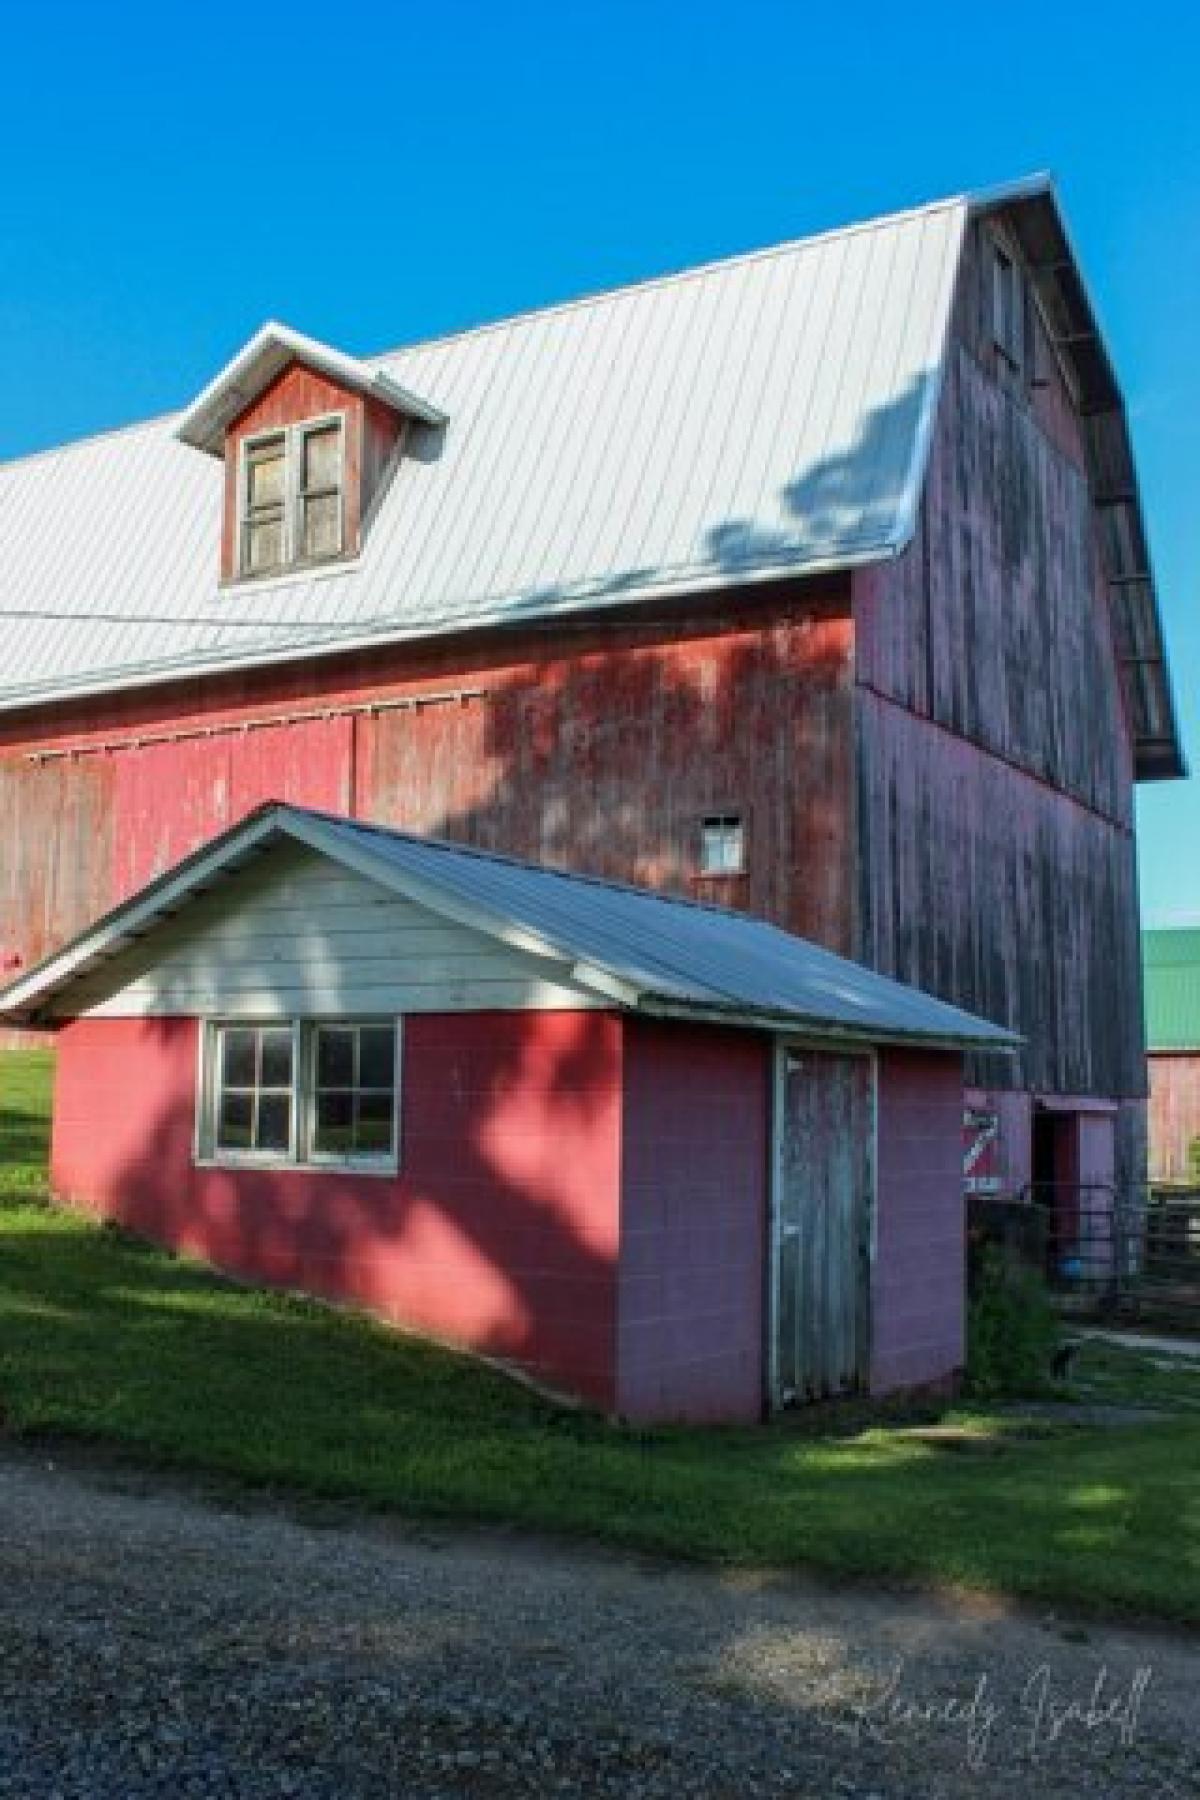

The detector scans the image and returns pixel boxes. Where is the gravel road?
[0,1442,1195,1797]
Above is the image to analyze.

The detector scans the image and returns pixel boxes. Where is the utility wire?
[0,606,385,633]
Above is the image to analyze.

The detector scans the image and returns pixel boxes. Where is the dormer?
[175,322,445,584]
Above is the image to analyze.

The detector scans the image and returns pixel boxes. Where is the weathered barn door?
[773,1047,874,1404]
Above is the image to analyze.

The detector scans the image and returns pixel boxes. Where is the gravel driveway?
[0,1442,1195,1798]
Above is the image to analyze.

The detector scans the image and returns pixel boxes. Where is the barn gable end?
[852,204,1148,1192]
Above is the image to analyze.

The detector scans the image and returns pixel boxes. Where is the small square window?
[699,813,745,876]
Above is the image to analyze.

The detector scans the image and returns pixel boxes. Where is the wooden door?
[774,1047,873,1404]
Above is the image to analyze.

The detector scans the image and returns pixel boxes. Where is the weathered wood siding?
[854,219,1144,1100]
[55,840,598,1022]
[0,582,859,1007]
[775,1046,873,1402]
[1147,1054,1200,1181]
[0,757,115,976]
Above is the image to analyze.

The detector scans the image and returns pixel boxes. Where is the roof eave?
[969,178,1186,783]
[633,992,1020,1054]
[0,804,616,1025]
[0,538,892,722]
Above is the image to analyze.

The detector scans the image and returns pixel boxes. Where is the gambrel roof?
[0,801,1019,1051]
[0,175,1181,778]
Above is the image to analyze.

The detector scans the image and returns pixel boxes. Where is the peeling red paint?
[0,581,858,993]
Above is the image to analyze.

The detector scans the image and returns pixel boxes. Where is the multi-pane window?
[238,416,345,577]
[204,1019,398,1168]
[311,1023,397,1160]
[699,813,745,876]
[242,435,287,574]
[299,424,343,561]
[214,1024,296,1155]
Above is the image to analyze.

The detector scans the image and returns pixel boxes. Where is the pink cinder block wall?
[871,1049,967,1393]
[51,1011,624,1407]
[616,1020,769,1423]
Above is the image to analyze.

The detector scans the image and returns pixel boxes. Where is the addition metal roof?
[0,802,1019,1052]
[0,176,1181,780]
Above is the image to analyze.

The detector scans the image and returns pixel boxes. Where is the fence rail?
[969,1184,1200,1328]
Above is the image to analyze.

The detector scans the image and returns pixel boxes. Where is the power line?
[0,605,378,633]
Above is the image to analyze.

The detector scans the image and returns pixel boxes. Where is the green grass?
[1072,1337,1200,1412]
[0,1047,53,1196]
[2,1048,1199,1621]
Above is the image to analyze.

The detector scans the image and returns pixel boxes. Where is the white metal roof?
[0,802,1019,1051]
[174,321,447,455]
[0,174,1179,784]
[0,192,968,710]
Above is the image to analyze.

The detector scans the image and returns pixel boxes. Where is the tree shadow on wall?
[20,376,944,1415]
[82,1010,623,1411]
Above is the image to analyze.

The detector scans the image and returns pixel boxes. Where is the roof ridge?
[369,193,968,364]
[0,406,181,474]
[0,189,969,473]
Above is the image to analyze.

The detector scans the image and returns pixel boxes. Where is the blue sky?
[1,0,1195,920]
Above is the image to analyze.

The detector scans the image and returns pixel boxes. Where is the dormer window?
[174,321,445,585]
[239,416,345,578]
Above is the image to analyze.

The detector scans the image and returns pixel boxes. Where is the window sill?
[220,551,363,595]
[195,1155,400,1180]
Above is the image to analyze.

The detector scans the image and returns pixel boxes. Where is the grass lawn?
[2,1048,1198,1622]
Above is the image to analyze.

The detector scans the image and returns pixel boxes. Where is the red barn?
[0,175,1183,1205]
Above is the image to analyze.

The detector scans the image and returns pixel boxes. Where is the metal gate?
[773,1046,873,1405]
[1001,1183,1200,1328]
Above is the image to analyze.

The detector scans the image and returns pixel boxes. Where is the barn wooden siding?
[853,217,1145,1122]
[1147,1055,1200,1182]
[0,581,857,1018]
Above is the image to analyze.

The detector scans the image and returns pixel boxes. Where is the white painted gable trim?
[175,321,446,457]
[0,808,641,1026]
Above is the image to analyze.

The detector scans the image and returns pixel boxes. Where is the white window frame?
[199,1019,303,1166]
[236,411,347,580]
[304,1020,403,1171]
[698,811,746,877]
[196,1016,401,1175]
